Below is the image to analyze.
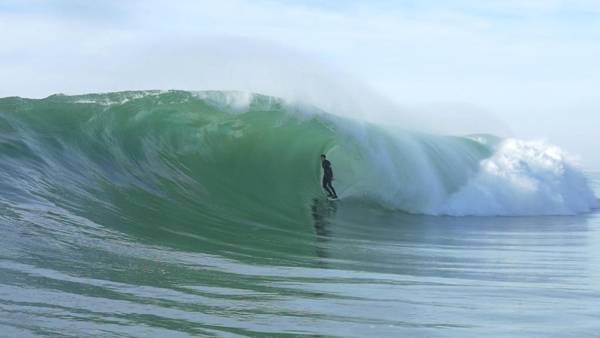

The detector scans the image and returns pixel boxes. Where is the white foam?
[73,90,166,106]
[332,122,598,216]
[435,139,598,216]
[193,91,254,113]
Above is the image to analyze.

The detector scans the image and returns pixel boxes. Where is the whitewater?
[1,90,599,337]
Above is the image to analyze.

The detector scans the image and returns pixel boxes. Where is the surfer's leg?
[327,181,338,198]
[322,177,334,197]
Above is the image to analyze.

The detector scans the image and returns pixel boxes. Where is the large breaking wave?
[0,90,597,220]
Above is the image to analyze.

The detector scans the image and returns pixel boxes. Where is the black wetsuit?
[322,159,338,198]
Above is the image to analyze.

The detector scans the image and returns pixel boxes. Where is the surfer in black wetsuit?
[320,154,338,199]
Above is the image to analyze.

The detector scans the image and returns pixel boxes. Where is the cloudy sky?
[1,0,599,168]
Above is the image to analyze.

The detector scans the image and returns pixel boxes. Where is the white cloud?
[1,0,599,168]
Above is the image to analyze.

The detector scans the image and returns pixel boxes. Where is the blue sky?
[1,0,599,168]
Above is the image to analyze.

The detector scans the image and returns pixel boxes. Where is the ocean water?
[1,91,599,337]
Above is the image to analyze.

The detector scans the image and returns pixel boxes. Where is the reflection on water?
[1,194,600,337]
[311,197,337,263]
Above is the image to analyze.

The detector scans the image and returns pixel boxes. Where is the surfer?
[320,154,338,199]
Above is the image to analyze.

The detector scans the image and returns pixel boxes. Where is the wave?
[0,90,597,221]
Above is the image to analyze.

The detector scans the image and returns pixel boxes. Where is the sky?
[1,0,599,169]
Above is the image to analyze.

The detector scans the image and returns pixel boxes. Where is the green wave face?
[0,90,596,253]
[0,91,340,258]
